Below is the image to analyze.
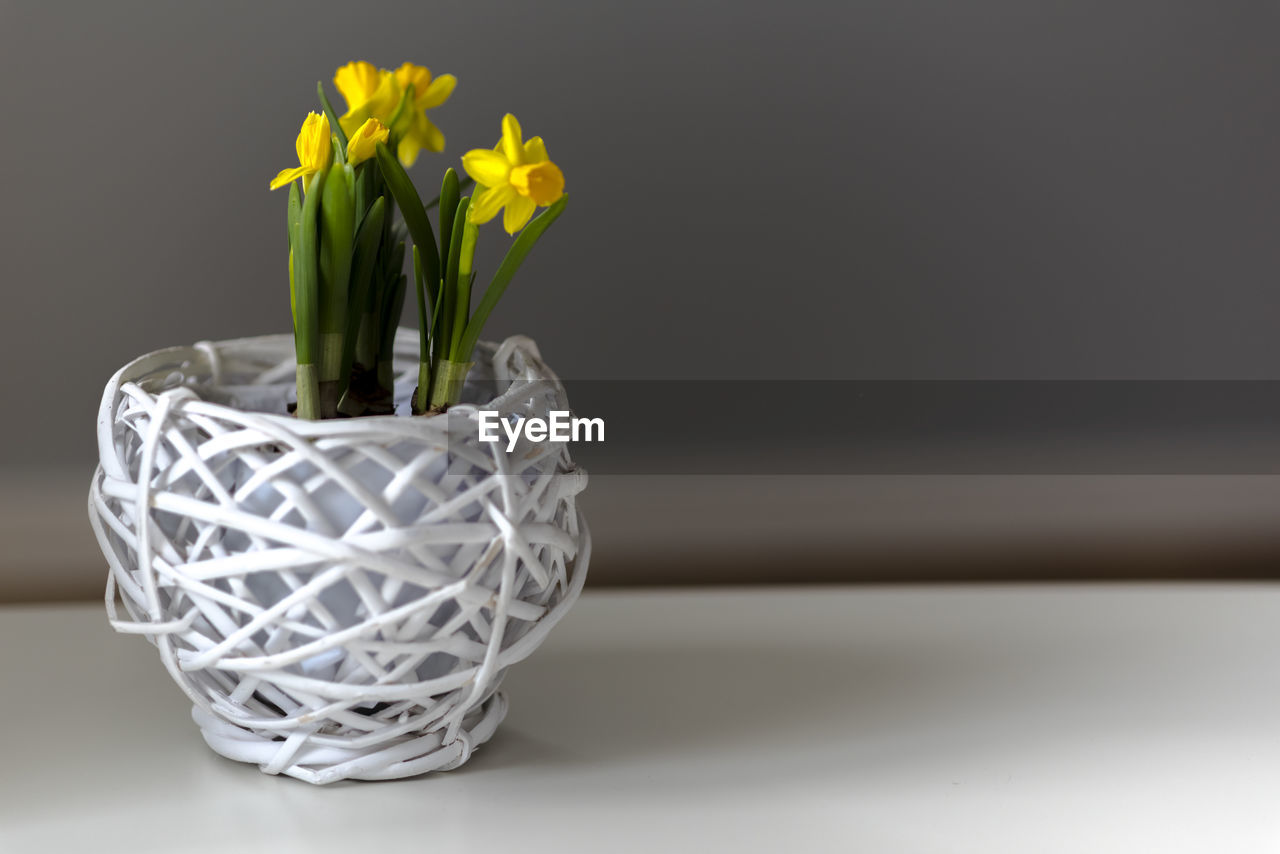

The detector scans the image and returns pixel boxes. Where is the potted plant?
[88,60,590,785]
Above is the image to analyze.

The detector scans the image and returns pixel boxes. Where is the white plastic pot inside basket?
[88,330,589,784]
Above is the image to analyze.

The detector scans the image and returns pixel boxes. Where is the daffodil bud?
[346,118,390,167]
[269,112,334,191]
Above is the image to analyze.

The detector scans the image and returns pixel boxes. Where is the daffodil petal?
[296,112,327,166]
[418,73,456,109]
[346,118,390,166]
[503,194,537,234]
[500,114,523,164]
[522,136,549,164]
[461,149,510,187]
[270,165,309,190]
[391,119,432,167]
[393,62,433,102]
[397,135,422,168]
[369,71,403,124]
[470,185,517,224]
[289,112,333,177]
[333,61,382,111]
[415,114,445,152]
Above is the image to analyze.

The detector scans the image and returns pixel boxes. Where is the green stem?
[293,170,326,419]
[318,331,343,419]
[296,364,320,421]
[429,358,474,409]
[456,194,568,363]
[416,362,432,415]
[450,219,478,360]
[386,83,414,132]
[319,332,344,381]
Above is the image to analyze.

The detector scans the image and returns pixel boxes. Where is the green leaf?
[382,242,408,334]
[318,162,355,341]
[287,182,301,331]
[294,169,326,368]
[384,232,406,282]
[288,249,296,335]
[456,194,568,362]
[438,168,460,283]
[424,174,474,210]
[437,196,470,366]
[450,219,479,359]
[450,271,476,360]
[411,246,432,415]
[317,81,349,157]
[337,197,386,402]
[379,272,407,358]
[374,141,440,294]
[287,182,301,245]
[412,245,430,363]
[353,161,374,220]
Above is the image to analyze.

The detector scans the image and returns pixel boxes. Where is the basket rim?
[97,331,559,429]
[94,332,569,482]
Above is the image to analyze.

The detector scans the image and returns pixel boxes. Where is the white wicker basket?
[89,330,589,784]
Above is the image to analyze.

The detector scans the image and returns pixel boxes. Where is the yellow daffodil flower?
[346,118,390,166]
[270,112,334,190]
[462,114,565,234]
[332,60,456,167]
[333,61,399,137]
[390,62,456,166]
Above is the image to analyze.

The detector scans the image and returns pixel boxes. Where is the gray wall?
[2,0,1279,471]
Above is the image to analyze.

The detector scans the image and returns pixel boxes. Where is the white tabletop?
[2,585,1279,853]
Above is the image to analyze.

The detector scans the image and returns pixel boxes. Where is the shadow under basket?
[89,331,590,784]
